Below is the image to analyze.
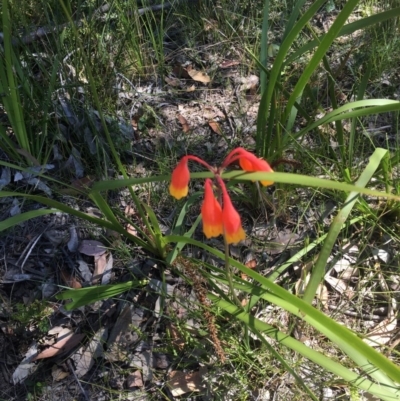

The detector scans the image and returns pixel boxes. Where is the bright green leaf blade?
[56,280,148,310]
[303,148,388,303]
[257,0,326,154]
[0,191,153,252]
[260,0,270,92]
[165,235,400,383]
[93,169,400,200]
[89,191,124,228]
[284,0,359,119]
[210,296,399,400]
[91,175,169,191]
[286,7,400,65]
[0,209,57,231]
[218,171,400,200]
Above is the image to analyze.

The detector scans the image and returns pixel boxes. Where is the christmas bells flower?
[169,156,190,200]
[201,179,223,239]
[223,148,274,186]
[169,148,273,244]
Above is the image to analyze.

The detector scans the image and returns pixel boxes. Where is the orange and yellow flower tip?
[239,152,274,186]
[222,190,246,244]
[169,157,190,200]
[201,179,223,239]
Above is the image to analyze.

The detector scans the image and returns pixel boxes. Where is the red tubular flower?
[223,148,274,186]
[201,179,223,239]
[169,157,190,200]
[239,153,274,186]
[218,177,246,244]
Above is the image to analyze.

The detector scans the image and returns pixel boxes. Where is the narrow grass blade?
[210,296,400,400]
[289,99,400,148]
[303,148,389,303]
[89,191,124,229]
[56,280,148,310]
[282,0,309,40]
[267,215,365,282]
[141,202,167,256]
[349,60,372,167]
[166,214,202,265]
[322,55,345,164]
[0,191,154,252]
[92,170,400,200]
[218,171,400,201]
[91,175,169,191]
[256,0,326,155]
[284,0,359,119]
[58,0,157,245]
[286,7,400,65]
[260,0,270,92]
[1,0,30,154]
[232,280,398,389]
[166,192,203,264]
[166,235,400,384]
[0,209,57,231]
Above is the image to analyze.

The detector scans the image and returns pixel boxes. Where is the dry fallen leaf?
[60,270,82,289]
[208,120,222,135]
[364,300,398,347]
[167,323,185,351]
[172,64,191,79]
[338,266,359,281]
[124,205,138,236]
[75,327,108,378]
[325,275,349,294]
[241,252,257,280]
[294,272,311,296]
[167,367,207,397]
[52,364,70,381]
[245,259,257,269]
[67,225,79,252]
[316,283,329,309]
[126,370,144,389]
[33,333,85,361]
[178,114,191,133]
[106,305,134,362]
[187,68,211,84]
[203,18,218,31]
[93,253,107,284]
[71,176,95,191]
[364,315,398,347]
[12,341,39,384]
[165,76,181,87]
[79,240,107,256]
[219,60,240,69]
[101,253,113,285]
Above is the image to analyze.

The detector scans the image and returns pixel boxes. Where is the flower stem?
[186,155,215,172]
[223,235,242,308]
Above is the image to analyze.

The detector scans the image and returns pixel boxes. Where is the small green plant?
[13,300,53,333]
[26,380,45,401]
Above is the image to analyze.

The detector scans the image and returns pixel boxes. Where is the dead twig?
[67,359,90,401]
[0,1,189,46]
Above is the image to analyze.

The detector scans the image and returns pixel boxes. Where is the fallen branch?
[0,1,175,46]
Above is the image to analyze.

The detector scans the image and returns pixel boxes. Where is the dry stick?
[0,1,185,46]
[66,359,90,401]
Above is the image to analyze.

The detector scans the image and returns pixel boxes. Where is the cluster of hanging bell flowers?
[169,148,274,244]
